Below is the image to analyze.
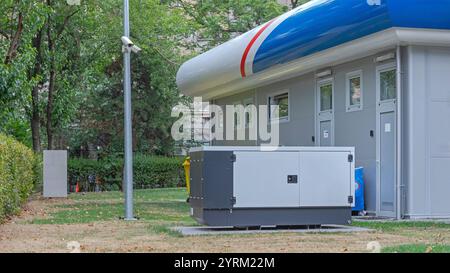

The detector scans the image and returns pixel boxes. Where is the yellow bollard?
[182,157,191,196]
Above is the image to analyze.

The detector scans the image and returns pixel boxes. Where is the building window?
[319,83,333,112]
[346,70,363,112]
[380,69,396,101]
[268,91,289,122]
[243,98,254,128]
[233,101,242,129]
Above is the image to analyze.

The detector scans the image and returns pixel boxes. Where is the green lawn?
[27,188,450,252]
[352,220,450,232]
[383,244,450,253]
[353,220,450,253]
[31,188,196,229]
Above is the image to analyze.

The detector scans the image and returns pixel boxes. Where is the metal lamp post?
[122,0,135,221]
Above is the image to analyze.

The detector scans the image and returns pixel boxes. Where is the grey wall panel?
[189,151,204,208]
[430,158,450,215]
[404,46,428,217]
[405,46,450,218]
[426,47,450,216]
[213,89,258,147]
[203,151,234,209]
[332,56,378,212]
[213,55,383,213]
[429,102,450,158]
[43,150,68,198]
[255,73,316,147]
[401,46,409,217]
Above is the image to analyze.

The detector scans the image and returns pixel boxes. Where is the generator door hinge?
[348,154,354,163]
[230,154,236,163]
[348,196,354,204]
[231,196,236,205]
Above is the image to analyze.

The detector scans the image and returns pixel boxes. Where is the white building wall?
[404,46,450,218]
[211,46,450,218]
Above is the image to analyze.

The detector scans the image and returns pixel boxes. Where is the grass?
[29,188,450,244]
[383,244,450,253]
[31,188,196,231]
[353,220,450,232]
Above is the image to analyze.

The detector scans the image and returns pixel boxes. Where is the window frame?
[317,78,334,114]
[377,65,397,103]
[243,97,255,129]
[345,70,364,112]
[267,89,290,123]
[232,100,244,129]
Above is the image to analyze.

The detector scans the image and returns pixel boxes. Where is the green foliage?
[68,155,185,191]
[1,0,298,153]
[0,0,48,143]
[0,134,38,223]
[133,155,186,189]
[173,0,287,49]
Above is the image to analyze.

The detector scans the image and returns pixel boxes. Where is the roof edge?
[185,28,450,100]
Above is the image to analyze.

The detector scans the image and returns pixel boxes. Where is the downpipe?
[396,45,403,220]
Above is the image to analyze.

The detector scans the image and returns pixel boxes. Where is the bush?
[0,134,37,223]
[68,155,185,191]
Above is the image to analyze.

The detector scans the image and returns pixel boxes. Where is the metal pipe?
[396,45,402,220]
[123,0,135,221]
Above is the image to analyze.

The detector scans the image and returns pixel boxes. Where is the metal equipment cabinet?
[189,147,355,227]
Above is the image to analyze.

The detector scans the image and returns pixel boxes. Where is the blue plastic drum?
[353,167,365,212]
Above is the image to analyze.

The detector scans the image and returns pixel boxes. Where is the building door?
[316,79,334,146]
[376,64,397,217]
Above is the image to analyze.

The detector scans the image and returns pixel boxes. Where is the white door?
[299,151,354,207]
[233,151,300,208]
[316,79,334,146]
[376,64,397,217]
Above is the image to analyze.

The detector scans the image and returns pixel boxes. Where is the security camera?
[130,44,141,53]
[121,36,134,47]
[121,36,142,53]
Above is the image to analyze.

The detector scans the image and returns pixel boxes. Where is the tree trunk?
[30,30,43,152]
[46,3,55,150]
[46,58,55,150]
[4,12,23,64]
[290,0,301,9]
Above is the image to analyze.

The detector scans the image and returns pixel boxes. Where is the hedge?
[68,155,185,191]
[0,134,38,223]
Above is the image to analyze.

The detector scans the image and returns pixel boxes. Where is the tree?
[290,0,311,9]
[0,0,47,147]
[173,0,287,50]
[1,0,293,155]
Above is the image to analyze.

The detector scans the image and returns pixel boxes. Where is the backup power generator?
[188,147,355,227]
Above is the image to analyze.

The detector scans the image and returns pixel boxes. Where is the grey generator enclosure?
[189,147,355,227]
[43,150,68,198]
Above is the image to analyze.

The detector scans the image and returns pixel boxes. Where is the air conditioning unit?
[188,146,355,227]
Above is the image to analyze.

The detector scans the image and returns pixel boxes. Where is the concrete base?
[193,207,352,227]
[172,225,372,236]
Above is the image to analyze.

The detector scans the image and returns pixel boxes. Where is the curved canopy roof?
[177,0,450,98]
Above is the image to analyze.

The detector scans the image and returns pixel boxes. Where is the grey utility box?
[43,150,68,198]
[189,147,355,227]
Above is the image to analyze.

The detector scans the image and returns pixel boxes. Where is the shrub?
[0,134,37,223]
[134,155,185,189]
[68,155,185,191]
